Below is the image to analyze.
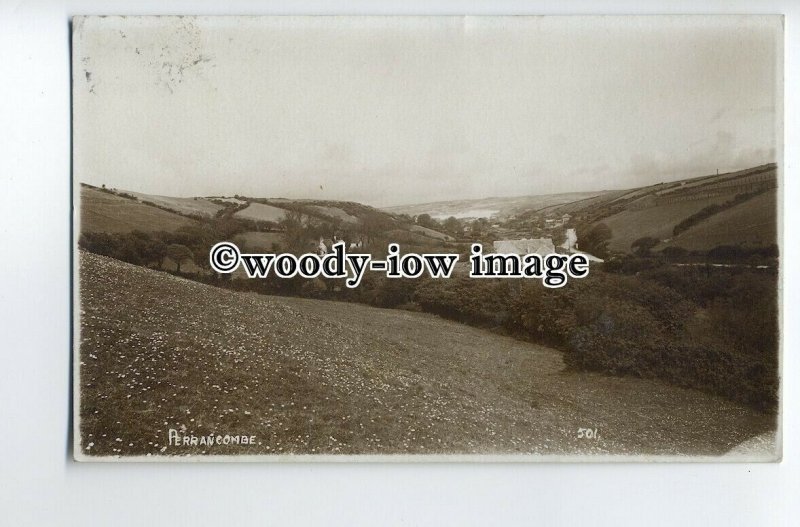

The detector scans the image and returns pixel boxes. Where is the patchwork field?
[384,229,449,247]
[234,231,284,251]
[212,197,248,205]
[78,252,775,458]
[126,191,224,217]
[80,186,196,234]
[661,190,778,251]
[543,190,630,215]
[306,205,360,224]
[600,193,737,252]
[409,225,455,241]
[233,202,288,222]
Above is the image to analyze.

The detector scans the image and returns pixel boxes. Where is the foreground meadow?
[77,252,775,458]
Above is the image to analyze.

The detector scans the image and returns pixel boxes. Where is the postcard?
[72,15,783,461]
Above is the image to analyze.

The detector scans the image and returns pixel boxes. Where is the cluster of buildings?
[491,228,603,262]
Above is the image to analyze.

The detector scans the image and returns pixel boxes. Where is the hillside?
[79,161,778,255]
[79,185,197,234]
[232,202,288,222]
[81,183,412,235]
[125,191,224,218]
[543,164,778,253]
[659,189,777,251]
[79,183,458,258]
[601,194,734,252]
[78,252,775,458]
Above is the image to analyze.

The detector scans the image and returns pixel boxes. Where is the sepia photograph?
[72,15,783,461]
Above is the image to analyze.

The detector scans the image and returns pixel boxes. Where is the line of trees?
[672,191,763,236]
[79,231,197,273]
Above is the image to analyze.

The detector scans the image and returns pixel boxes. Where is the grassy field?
[212,197,247,205]
[601,193,736,252]
[234,231,285,252]
[80,186,197,234]
[127,191,224,218]
[306,205,360,224]
[78,252,775,458]
[660,189,777,251]
[409,224,455,241]
[233,202,288,222]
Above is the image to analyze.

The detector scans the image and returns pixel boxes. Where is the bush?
[631,236,660,256]
[602,255,664,274]
[577,223,612,259]
[407,268,778,411]
[415,277,516,328]
[79,231,166,268]
[300,278,328,298]
[165,244,194,273]
[659,246,688,259]
[373,277,419,308]
[672,191,762,236]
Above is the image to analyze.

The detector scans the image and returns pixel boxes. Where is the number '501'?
[577,428,599,439]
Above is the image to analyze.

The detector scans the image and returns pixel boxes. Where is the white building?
[493,238,556,256]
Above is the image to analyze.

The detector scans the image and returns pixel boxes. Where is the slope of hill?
[78,252,775,458]
[305,205,360,224]
[601,194,735,252]
[79,161,776,254]
[540,164,779,253]
[536,190,631,215]
[233,231,284,252]
[408,224,455,241]
[233,202,288,222]
[126,191,224,218]
[660,189,777,251]
[81,184,406,234]
[79,185,197,234]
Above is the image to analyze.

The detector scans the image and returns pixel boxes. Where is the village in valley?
[79,162,777,279]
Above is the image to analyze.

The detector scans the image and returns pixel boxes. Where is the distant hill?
[78,183,455,250]
[383,191,613,220]
[79,162,778,254]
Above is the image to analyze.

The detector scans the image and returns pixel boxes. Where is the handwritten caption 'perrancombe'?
[210,242,591,288]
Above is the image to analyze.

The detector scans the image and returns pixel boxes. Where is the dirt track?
[77,252,777,458]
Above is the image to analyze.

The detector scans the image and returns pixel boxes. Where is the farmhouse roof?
[492,238,556,256]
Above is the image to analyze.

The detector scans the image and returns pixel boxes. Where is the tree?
[360,211,395,245]
[280,210,309,255]
[631,236,660,257]
[470,217,490,238]
[128,230,168,269]
[442,216,461,236]
[166,244,194,273]
[416,213,436,229]
[578,223,612,258]
[78,232,118,257]
[146,240,168,269]
[661,246,688,259]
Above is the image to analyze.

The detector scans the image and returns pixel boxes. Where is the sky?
[73,16,782,207]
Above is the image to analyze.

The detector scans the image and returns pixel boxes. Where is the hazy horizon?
[74,16,781,208]
[80,160,774,210]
